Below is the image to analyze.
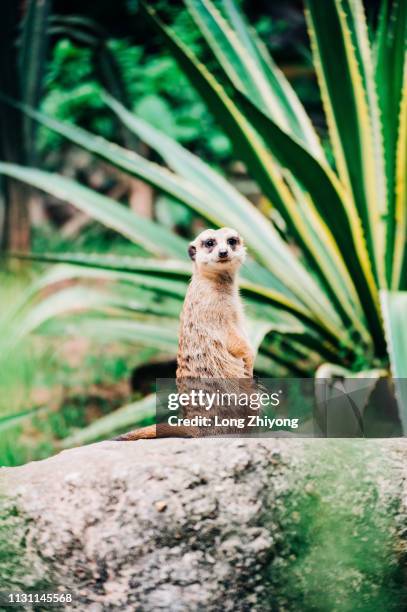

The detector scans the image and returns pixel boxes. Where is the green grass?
[0,276,40,465]
[0,266,148,467]
[0,225,153,466]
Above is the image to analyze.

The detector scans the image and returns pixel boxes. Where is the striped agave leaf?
[6,251,331,350]
[103,93,365,335]
[0,161,187,258]
[4,100,342,328]
[381,291,407,430]
[140,5,369,332]
[381,292,407,380]
[232,91,384,354]
[375,0,407,290]
[168,0,405,361]
[19,0,51,161]
[305,0,388,288]
[185,0,322,156]
[0,157,351,350]
[3,249,305,377]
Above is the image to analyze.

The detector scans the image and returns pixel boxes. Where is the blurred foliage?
[0,269,153,466]
[40,36,231,161]
[32,222,147,256]
[40,1,324,162]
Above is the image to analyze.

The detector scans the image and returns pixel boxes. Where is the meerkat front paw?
[226,331,254,377]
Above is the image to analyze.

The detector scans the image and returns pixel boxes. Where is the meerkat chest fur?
[177,271,251,379]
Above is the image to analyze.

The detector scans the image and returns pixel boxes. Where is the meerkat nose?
[219,250,228,258]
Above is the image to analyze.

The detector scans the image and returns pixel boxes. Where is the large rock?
[1,438,407,611]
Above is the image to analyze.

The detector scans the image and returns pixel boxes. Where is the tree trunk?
[3,180,31,252]
[0,1,30,253]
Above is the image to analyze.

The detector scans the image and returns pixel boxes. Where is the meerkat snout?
[188,227,246,274]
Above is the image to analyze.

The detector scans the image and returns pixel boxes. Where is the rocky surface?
[1,438,407,611]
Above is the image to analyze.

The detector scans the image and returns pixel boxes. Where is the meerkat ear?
[188,244,197,260]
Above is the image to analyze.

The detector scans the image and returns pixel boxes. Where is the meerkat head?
[188,227,246,276]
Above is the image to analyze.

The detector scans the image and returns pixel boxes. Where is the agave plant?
[0,0,406,439]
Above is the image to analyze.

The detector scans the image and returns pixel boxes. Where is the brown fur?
[115,228,254,441]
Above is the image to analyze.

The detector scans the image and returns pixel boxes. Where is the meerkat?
[116,227,254,440]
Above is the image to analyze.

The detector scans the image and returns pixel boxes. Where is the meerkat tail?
[114,423,197,441]
[113,425,157,441]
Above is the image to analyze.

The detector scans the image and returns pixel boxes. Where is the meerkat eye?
[227,237,239,246]
[204,239,216,248]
